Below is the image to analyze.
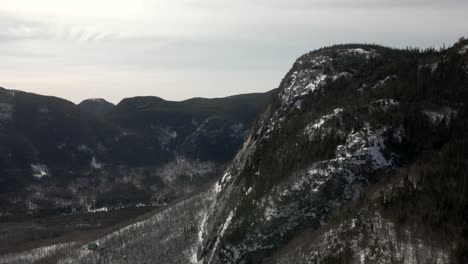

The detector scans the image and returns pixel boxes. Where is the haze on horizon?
[1,0,467,104]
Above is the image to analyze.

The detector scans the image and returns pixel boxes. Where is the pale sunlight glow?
[0,0,467,103]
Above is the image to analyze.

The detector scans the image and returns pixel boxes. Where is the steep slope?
[107,91,275,163]
[0,189,215,264]
[78,99,115,116]
[195,39,468,263]
[0,89,121,215]
[0,89,273,217]
[267,130,468,263]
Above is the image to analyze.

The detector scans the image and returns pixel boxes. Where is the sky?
[0,0,467,104]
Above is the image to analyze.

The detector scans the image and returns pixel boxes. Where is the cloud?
[0,17,116,46]
[180,0,468,10]
[0,0,467,103]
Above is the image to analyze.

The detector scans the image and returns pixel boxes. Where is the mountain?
[193,39,468,263]
[107,92,276,163]
[0,89,273,217]
[78,98,115,116]
[2,38,468,264]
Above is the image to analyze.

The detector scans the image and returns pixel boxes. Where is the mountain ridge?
[196,39,468,263]
[0,87,274,217]
[78,98,115,116]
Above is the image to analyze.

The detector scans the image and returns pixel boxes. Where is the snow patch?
[87,206,108,213]
[367,132,391,167]
[305,74,327,93]
[337,126,392,168]
[332,72,352,81]
[459,45,468,55]
[31,164,50,179]
[285,212,450,264]
[91,156,103,169]
[293,99,303,110]
[369,99,399,112]
[342,48,378,59]
[419,62,439,73]
[423,107,454,124]
[221,172,232,184]
[213,171,233,195]
[77,145,93,153]
[207,210,235,264]
[280,56,332,105]
[372,75,397,89]
[214,181,222,195]
[304,108,343,139]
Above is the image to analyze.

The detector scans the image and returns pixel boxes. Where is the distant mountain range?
[0,88,274,216]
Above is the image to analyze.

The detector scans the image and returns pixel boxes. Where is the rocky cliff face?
[196,40,468,263]
[0,90,273,216]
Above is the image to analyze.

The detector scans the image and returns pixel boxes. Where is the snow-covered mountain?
[0,89,273,216]
[193,39,468,263]
[2,38,468,264]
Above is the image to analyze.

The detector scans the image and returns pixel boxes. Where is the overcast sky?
[0,0,467,104]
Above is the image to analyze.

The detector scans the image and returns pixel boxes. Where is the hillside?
[107,91,275,163]
[78,99,115,116]
[195,39,468,263]
[0,89,273,217]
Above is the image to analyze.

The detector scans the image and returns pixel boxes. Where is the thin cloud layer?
[0,0,467,103]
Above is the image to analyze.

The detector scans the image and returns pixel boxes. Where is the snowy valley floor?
[0,190,213,264]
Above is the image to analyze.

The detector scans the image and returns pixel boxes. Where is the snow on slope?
[202,120,406,262]
[219,125,400,260]
[0,243,76,264]
[31,163,50,179]
[303,108,344,139]
[269,211,448,264]
[459,45,468,55]
[197,45,447,263]
[0,190,216,264]
[58,191,215,264]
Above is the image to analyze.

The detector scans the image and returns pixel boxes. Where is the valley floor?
[0,189,213,264]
